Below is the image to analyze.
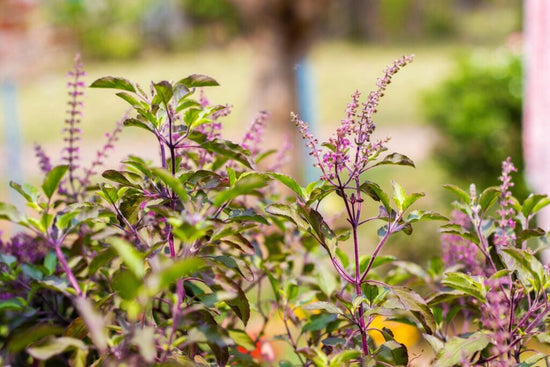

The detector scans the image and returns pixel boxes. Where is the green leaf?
[200,139,254,169]
[406,210,447,223]
[173,83,191,103]
[7,324,64,354]
[56,210,79,231]
[89,248,116,275]
[360,181,391,211]
[157,257,205,291]
[112,269,141,300]
[9,182,40,203]
[298,203,337,253]
[389,286,436,334]
[522,194,550,217]
[213,173,267,206]
[153,81,174,106]
[228,329,256,351]
[226,166,236,186]
[109,237,145,278]
[265,203,310,231]
[228,209,269,225]
[392,181,407,212]
[43,252,57,276]
[517,227,545,242]
[115,91,141,107]
[303,301,343,315]
[268,172,304,198]
[90,76,136,92]
[73,298,108,353]
[0,202,22,222]
[222,234,255,255]
[335,248,349,268]
[443,184,471,203]
[102,170,138,187]
[27,336,86,361]
[177,74,220,88]
[441,272,486,302]
[317,263,338,297]
[208,256,253,282]
[123,117,154,132]
[393,182,424,212]
[375,152,415,168]
[226,287,250,325]
[478,186,500,213]
[302,313,337,332]
[501,247,545,291]
[376,340,409,366]
[439,223,480,245]
[434,332,490,367]
[518,353,549,366]
[427,290,468,306]
[423,334,444,354]
[330,350,362,366]
[153,168,188,201]
[42,165,69,199]
[0,298,25,311]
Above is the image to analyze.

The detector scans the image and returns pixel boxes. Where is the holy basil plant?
[0,54,549,367]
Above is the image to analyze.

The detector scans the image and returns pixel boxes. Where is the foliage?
[422,50,526,198]
[424,158,550,366]
[0,54,549,366]
[45,0,153,59]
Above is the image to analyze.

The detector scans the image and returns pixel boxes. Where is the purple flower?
[294,55,414,181]
[494,157,517,247]
[1,233,48,263]
[62,54,86,193]
[34,143,52,174]
[441,210,482,275]
[241,111,269,157]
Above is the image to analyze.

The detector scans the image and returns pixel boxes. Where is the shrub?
[422,50,526,199]
[0,54,549,366]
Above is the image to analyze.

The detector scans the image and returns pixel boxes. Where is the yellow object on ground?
[367,316,420,347]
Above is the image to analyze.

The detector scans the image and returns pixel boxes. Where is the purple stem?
[54,242,82,297]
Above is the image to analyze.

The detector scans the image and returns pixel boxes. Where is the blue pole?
[295,57,320,183]
[1,79,24,204]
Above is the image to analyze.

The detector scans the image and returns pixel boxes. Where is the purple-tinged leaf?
[177,74,219,88]
[375,152,415,168]
[389,286,436,334]
[115,92,141,107]
[90,76,136,92]
[27,337,86,361]
[152,81,173,106]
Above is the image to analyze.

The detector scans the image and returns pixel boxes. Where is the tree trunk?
[231,0,330,179]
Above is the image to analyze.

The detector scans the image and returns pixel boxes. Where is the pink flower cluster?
[441,210,482,275]
[241,111,269,157]
[494,157,517,247]
[294,55,413,181]
[62,54,86,179]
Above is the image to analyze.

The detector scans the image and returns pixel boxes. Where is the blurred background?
[0,0,526,262]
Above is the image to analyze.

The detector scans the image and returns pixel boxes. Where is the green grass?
[11,41,459,144]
